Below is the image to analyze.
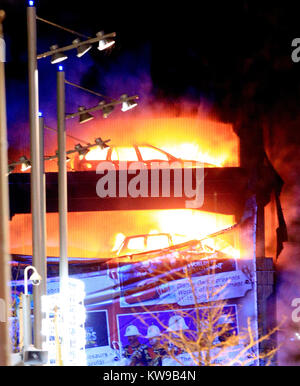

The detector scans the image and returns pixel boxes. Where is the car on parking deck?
[75,144,215,170]
[115,232,174,257]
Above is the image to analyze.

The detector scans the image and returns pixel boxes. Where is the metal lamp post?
[39,113,47,314]
[22,266,42,350]
[27,1,44,351]
[26,2,118,363]
[57,67,68,293]
[57,66,70,365]
[0,9,11,367]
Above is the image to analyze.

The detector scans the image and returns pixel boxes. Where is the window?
[138,146,169,161]
[126,237,146,251]
[111,147,139,161]
[146,234,170,250]
[85,147,109,161]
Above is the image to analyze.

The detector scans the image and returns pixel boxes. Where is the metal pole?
[57,67,69,365]
[22,266,36,350]
[27,3,43,349]
[39,115,47,297]
[0,9,11,366]
[39,115,47,352]
[57,68,68,289]
[22,294,32,349]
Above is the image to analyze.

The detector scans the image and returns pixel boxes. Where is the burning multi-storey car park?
[7,112,281,366]
[2,0,300,368]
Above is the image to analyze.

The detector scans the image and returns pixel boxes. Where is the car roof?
[110,144,177,159]
[124,232,171,239]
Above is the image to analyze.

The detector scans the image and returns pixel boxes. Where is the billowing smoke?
[264,113,300,365]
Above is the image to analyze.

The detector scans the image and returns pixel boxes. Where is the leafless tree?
[129,256,279,366]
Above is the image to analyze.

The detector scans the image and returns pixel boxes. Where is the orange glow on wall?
[9,209,236,259]
[72,115,239,170]
[11,112,239,173]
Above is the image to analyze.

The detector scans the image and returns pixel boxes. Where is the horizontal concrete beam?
[9,167,249,218]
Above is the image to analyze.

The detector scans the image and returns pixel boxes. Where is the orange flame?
[17,114,238,173]
[10,209,239,259]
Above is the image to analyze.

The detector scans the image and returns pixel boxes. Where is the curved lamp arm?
[24,265,39,296]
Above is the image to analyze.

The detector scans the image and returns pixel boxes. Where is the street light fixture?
[78,106,94,124]
[75,143,90,160]
[8,136,111,174]
[37,32,117,63]
[98,100,114,118]
[120,93,138,112]
[22,265,42,349]
[73,38,92,58]
[24,265,42,294]
[20,156,32,171]
[96,31,115,51]
[64,80,139,118]
[21,265,48,366]
[50,44,68,64]
[65,95,139,121]
[95,137,111,149]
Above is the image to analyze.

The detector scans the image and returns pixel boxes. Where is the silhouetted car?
[116,232,173,256]
[75,144,215,170]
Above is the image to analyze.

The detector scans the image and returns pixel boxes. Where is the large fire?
[85,143,227,167]
[10,209,238,259]
[158,143,226,167]
[111,210,239,259]
[73,115,239,170]
[9,112,241,261]
[11,113,239,173]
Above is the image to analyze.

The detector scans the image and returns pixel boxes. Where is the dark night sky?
[2,0,300,121]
